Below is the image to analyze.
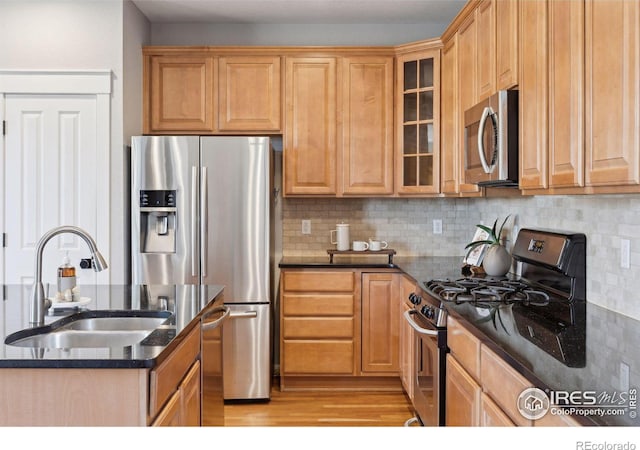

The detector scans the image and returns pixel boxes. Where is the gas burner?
[423,277,559,307]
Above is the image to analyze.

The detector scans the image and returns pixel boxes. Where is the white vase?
[482,244,511,277]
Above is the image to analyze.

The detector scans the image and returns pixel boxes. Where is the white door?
[3,94,100,292]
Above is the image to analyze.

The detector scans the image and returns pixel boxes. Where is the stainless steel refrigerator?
[131,135,272,401]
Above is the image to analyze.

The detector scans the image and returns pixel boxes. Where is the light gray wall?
[0,0,127,283]
[150,23,446,46]
[123,0,151,283]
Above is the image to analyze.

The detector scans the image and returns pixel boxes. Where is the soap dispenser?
[57,252,77,295]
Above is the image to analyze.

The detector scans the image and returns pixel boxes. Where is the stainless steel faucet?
[30,225,108,326]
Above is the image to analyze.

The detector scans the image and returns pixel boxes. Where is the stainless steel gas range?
[403,228,587,426]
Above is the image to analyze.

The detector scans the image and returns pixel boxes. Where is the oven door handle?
[403,310,438,336]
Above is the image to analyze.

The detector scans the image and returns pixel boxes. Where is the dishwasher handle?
[403,310,438,336]
[201,305,230,331]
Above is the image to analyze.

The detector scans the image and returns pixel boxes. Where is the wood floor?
[224,385,414,426]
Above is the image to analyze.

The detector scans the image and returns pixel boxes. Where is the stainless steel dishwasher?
[201,302,230,426]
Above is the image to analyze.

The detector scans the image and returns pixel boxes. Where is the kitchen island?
[0,284,223,426]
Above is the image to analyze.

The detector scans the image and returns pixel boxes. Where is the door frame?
[0,70,112,284]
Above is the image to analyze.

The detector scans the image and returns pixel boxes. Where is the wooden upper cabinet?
[496,0,519,90]
[518,0,548,190]
[341,56,394,195]
[457,13,483,195]
[396,49,440,195]
[218,56,281,131]
[548,0,584,188]
[440,36,459,195]
[284,57,338,195]
[477,0,496,101]
[585,0,640,187]
[147,55,216,133]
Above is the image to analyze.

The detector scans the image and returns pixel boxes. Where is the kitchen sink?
[4,310,172,349]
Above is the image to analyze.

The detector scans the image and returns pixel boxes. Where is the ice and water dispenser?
[138,190,177,254]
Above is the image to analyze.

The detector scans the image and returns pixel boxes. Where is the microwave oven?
[463,90,519,187]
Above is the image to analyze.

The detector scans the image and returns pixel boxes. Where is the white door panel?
[4,94,99,291]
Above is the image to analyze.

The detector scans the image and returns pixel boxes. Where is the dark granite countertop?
[280,255,640,426]
[0,284,224,369]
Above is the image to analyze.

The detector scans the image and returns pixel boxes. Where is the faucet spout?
[30,226,108,326]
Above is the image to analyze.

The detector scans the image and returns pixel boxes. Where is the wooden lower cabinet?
[361,272,400,373]
[480,392,515,426]
[446,354,481,426]
[0,324,202,426]
[279,268,402,390]
[446,315,580,427]
[152,360,201,426]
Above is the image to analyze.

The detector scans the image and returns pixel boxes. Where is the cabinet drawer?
[283,341,354,374]
[447,316,481,380]
[283,317,354,339]
[283,271,355,292]
[480,345,533,427]
[282,294,354,316]
[149,325,200,418]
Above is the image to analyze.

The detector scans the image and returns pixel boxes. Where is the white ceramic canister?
[330,223,350,251]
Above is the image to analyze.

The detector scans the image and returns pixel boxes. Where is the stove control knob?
[421,305,435,319]
[409,293,422,305]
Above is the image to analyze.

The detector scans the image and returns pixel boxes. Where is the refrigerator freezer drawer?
[222,303,271,400]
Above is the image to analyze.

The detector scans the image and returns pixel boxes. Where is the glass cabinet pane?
[404,92,417,122]
[404,156,417,186]
[403,125,417,154]
[418,156,433,186]
[419,59,434,88]
[419,124,434,154]
[419,91,433,121]
[404,60,417,90]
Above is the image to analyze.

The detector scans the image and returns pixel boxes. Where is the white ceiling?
[132,0,467,25]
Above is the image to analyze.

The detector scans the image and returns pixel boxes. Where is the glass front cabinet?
[396,49,440,195]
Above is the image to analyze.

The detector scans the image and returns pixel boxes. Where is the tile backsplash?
[282,194,640,321]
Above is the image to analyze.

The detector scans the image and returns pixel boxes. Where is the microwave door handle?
[477,106,495,174]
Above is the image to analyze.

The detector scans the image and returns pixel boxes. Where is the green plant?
[464,215,511,257]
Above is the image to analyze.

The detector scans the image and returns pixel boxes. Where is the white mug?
[352,240,369,251]
[330,223,350,251]
[368,238,388,251]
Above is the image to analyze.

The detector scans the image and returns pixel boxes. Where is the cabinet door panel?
[519,0,548,190]
[457,13,483,194]
[496,0,519,90]
[361,273,399,373]
[149,55,216,133]
[441,36,459,195]
[585,0,640,186]
[549,0,584,188]
[480,392,516,427]
[446,355,481,426]
[477,0,496,101]
[284,57,337,195]
[218,56,281,131]
[342,57,394,195]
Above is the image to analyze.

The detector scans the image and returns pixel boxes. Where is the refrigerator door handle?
[201,166,208,278]
[191,165,198,278]
[229,310,258,319]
